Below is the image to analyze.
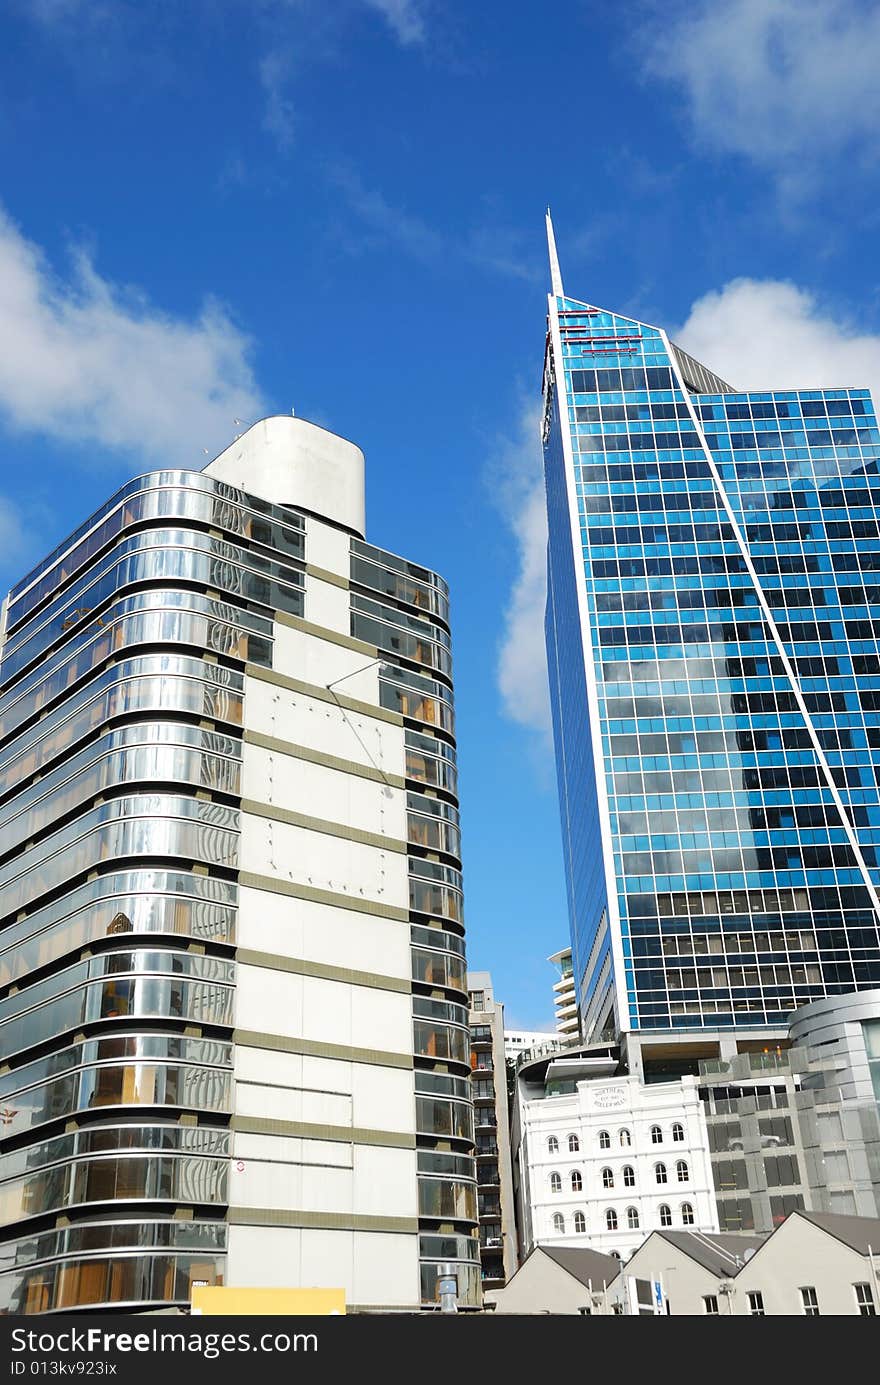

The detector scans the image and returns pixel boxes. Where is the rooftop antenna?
[546,207,564,298]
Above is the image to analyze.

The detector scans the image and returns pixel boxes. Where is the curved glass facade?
[2,531,302,688]
[7,472,304,630]
[0,1217,226,1313]
[0,470,258,1313]
[0,795,241,921]
[0,1033,232,1143]
[0,593,271,745]
[0,724,241,858]
[0,872,237,988]
[0,656,244,795]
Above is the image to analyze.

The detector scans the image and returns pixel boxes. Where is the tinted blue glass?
[544,295,880,1036]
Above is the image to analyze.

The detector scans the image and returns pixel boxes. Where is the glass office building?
[0,417,479,1312]
[542,220,880,1068]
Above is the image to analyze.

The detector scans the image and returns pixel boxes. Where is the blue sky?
[2,0,880,1027]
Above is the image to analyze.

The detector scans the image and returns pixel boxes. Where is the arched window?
[547,1136,559,1155]
[623,1165,635,1188]
[568,1134,580,1153]
[601,1166,614,1189]
[659,1204,672,1227]
[606,1208,618,1232]
[619,1128,632,1147]
[599,1130,611,1150]
[574,1211,586,1234]
[681,1202,695,1226]
[550,1171,561,1193]
[672,1122,685,1143]
[676,1159,690,1183]
[571,1170,583,1193]
[650,1124,663,1145]
[655,1162,668,1185]
[552,1213,565,1234]
[627,1207,640,1230]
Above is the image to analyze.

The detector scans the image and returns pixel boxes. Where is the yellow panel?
[191,1286,346,1316]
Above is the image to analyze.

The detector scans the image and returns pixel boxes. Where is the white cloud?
[259,50,296,152]
[332,167,540,281]
[331,167,446,262]
[0,207,264,467]
[492,405,551,737]
[0,495,41,575]
[643,0,880,192]
[676,277,880,400]
[362,0,426,45]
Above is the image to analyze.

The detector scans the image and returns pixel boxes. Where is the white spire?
[545,207,564,298]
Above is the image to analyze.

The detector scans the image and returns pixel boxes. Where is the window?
[471,992,484,1011]
[854,1283,876,1316]
[747,1291,765,1316]
[676,1159,690,1183]
[623,1165,635,1188]
[651,1125,663,1145]
[703,1295,719,1315]
[626,1207,640,1230]
[672,1122,685,1142]
[599,1130,611,1150]
[800,1286,819,1316]
[681,1202,694,1226]
[655,1162,668,1185]
[601,1167,614,1189]
[659,1204,672,1227]
[547,1136,558,1155]
[568,1133,580,1153]
[619,1128,632,1147]
[571,1170,583,1193]
[606,1209,618,1231]
[550,1172,561,1193]
[552,1213,565,1234]
[574,1211,586,1234]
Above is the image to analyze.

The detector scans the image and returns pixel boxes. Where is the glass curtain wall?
[544,293,880,1039]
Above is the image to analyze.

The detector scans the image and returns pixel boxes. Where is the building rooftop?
[793,1210,880,1256]
[653,1230,767,1277]
[539,1245,621,1289]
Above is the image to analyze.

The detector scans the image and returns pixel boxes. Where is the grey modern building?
[0,417,479,1312]
[467,972,518,1290]
[700,989,880,1231]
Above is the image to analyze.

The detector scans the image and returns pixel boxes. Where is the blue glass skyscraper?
[542,217,880,1076]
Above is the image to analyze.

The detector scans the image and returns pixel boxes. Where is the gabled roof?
[647,1230,767,1277]
[790,1210,880,1256]
[538,1244,621,1288]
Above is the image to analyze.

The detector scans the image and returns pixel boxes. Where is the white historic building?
[513,1051,718,1259]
